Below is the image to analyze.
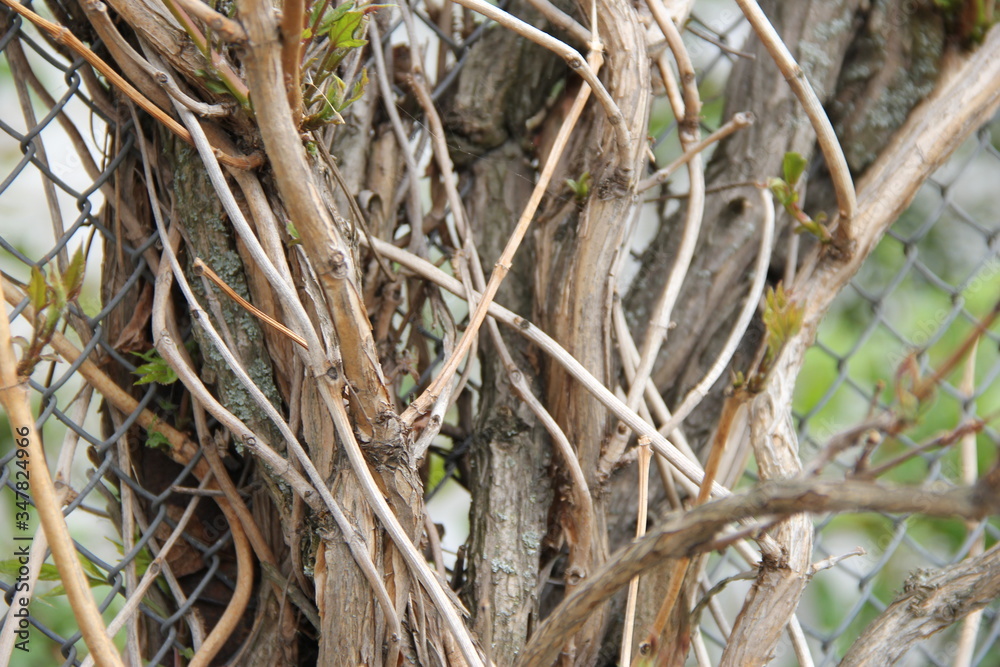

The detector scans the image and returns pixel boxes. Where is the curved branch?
[733,0,856,222]
[0,0,259,168]
[516,476,1000,666]
[0,284,124,667]
[447,0,633,155]
[841,543,1000,666]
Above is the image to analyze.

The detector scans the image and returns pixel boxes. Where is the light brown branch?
[193,257,308,349]
[516,476,1000,666]
[237,0,392,429]
[0,277,125,667]
[0,0,258,168]
[840,543,1000,666]
[447,0,632,155]
[620,440,652,666]
[278,0,304,124]
[402,49,600,423]
[173,0,247,42]
[732,0,856,223]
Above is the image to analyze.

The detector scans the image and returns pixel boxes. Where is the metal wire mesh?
[0,0,997,665]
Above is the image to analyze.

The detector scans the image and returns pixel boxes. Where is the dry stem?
[0,277,125,667]
[0,0,258,168]
[732,0,856,223]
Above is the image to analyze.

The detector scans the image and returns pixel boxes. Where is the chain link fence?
[0,0,998,664]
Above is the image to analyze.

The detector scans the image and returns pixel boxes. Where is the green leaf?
[63,247,86,301]
[132,349,178,386]
[44,264,67,322]
[195,69,232,95]
[314,1,355,35]
[0,554,107,597]
[145,429,172,453]
[565,172,591,201]
[286,219,302,245]
[762,283,803,363]
[342,67,369,110]
[782,152,807,187]
[323,4,364,45]
[767,177,796,207]
[28,265,47,312]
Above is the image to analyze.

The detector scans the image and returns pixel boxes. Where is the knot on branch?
[597,167,633,200]
[328,248,348,278]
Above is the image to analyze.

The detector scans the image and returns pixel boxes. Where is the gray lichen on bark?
[827,0,946,174]
[168,142,286,465]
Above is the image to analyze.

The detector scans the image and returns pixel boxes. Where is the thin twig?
[955,339,984,667]
[10,47,65,269]
[0,0,258,168]
[641,391,746,656]
[447,0,632,153]
[173,0,247,42]
[732,0,856,223]
[911,299,1000,402]
[369,21,426,252]
[402,49,602,424]
[619,439,652,666]
[0,277,125,667]
[685,24,756,59]
[611,300,698,464]
[655,188,775,439]
[646,0,700,136]
[637,112,753,192]
[521,0,590,44]
[193,257,309,349]
[654,51,685,123]
[857,420,986,480]
[314,138,396,279]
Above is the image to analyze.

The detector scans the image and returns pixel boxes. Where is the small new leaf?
[286,219,302,245]
[794,218,833,242]
[145,429,172,453]
[63,247,86,302]
[194,69,232,96]
[132,348,178,386]
[767,177,797,207]
[782,152,807,187]
[28,265,47,312]
[566,172,591,202]
[762,283,803,364]
[344,68,369,110]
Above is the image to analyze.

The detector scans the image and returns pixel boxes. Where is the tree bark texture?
[54,0,994,662]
